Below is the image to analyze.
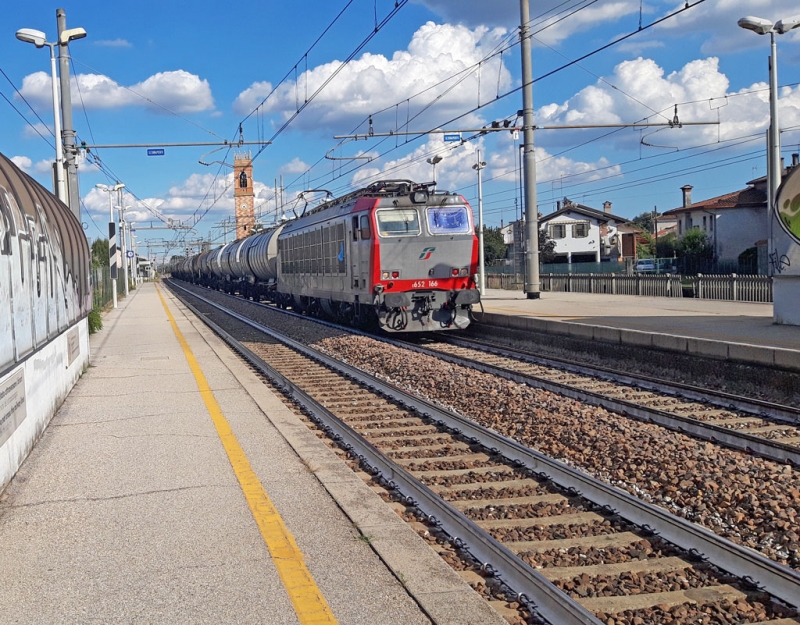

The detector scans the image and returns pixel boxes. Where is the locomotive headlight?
[391,271,400,278]
[411,190,428,203]
[451,268,459,276]
[459,267,469,276]
[381,270,390,279]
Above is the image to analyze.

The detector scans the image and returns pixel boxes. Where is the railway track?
[391,335,800,467]
[168,280,800,625]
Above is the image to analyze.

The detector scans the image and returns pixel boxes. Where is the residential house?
[662,154,800,273]
[538,199,638,263]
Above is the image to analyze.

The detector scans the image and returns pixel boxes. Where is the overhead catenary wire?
[271,0,710,208]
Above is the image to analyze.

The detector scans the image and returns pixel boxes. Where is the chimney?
[603,201,612,213]
[681,184,693,208]
[793,153,799,168]
[556,200,562,211]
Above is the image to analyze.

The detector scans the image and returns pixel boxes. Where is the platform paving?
[0,282,505,625]
[478,289,800,370]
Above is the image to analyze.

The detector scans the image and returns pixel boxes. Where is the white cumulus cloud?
[279,157,311,175]
[233,22,512,132]
[10,156,32,172]
[535,56,800,151]
[414,0,638,43]
[18,70,214,114]
[22,122,52,140]
[653,0,800,54]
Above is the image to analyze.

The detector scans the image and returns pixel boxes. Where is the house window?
[678,220,682,234]
[686,215,692,230]
[572,222,589,238]
[549,224,566,239]
[703,215,707,230]
[709,215,713,231]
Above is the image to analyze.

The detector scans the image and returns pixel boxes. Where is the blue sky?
[2,0,800,260]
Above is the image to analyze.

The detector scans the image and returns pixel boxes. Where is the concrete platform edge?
[479,312,800,372]
[173,294,508,625]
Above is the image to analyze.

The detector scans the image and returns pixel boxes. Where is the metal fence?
[487,272,773,303]
[91,267,127,310]
[684,274,772,302]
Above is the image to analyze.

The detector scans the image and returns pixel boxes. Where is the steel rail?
[169,280,800,609]
[168,281,602,625]
[169,281,800,464]
[460,332,800,424]
[393,337,800,467]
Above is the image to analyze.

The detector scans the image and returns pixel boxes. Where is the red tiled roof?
[663,187,765,215]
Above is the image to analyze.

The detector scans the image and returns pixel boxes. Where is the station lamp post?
[473,150,487,296]
[130,223,138,284]
[96,182,125,308]
[737,14,800,275]
[119,204,130,297]
[15,28,67,203]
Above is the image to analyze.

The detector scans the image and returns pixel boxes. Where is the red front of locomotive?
[357,189,481,331]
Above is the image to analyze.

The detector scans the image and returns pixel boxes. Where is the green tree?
[636,231,655,258]
[631,210,660,234]
[539,228,557,263]
[678,229,713,259]
[91,238,109,269]
[654,232,677,258]
[481,226,507,264]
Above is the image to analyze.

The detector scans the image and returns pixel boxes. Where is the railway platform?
[0,282,504,625]
[477,289,800,372]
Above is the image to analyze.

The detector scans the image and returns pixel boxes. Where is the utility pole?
[653,206,658,263]
[520,0,540,298]
[119,199,129,297]
[96,182,124,309]
[473,149,487,296]
[56,9,85,221]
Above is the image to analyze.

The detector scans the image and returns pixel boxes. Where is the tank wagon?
[172,180,481,332]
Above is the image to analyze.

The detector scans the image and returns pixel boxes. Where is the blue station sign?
[443,133,461,142]
[147,148,165,156]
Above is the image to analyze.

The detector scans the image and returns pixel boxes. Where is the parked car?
[634,259,656,273]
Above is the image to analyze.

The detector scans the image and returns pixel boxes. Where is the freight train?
[170,180,481,332]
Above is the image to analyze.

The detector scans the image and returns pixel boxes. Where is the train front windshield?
[376,209,421,236]
[426,206,471,235]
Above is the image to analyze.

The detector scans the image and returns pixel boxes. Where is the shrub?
[88,309,103,334]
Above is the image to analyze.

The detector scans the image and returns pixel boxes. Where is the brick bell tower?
[233,151,255,239]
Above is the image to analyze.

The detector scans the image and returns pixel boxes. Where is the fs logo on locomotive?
[419,247,436,260]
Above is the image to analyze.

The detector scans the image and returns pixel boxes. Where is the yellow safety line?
[156,285,338,624]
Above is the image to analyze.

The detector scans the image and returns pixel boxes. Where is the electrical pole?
[119,199,129,297]
[473,149,487,296]
[653,206,658,264]
[56,9,83,221]
[520,0,540,298]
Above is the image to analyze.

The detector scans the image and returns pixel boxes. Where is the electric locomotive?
[172,180,481,332]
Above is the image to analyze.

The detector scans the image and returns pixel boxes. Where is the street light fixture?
[15,27,66,203]
[472,150,488,296]
[96,182,125,308]
[738,13,800,276]
[426,155,443,185]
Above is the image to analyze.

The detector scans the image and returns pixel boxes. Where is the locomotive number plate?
[412,280,438,288]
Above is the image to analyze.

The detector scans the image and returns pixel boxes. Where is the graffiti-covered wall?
[0,151,91,489]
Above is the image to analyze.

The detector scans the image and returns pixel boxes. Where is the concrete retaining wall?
[478,312,800,373]
[0,319,90,491]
